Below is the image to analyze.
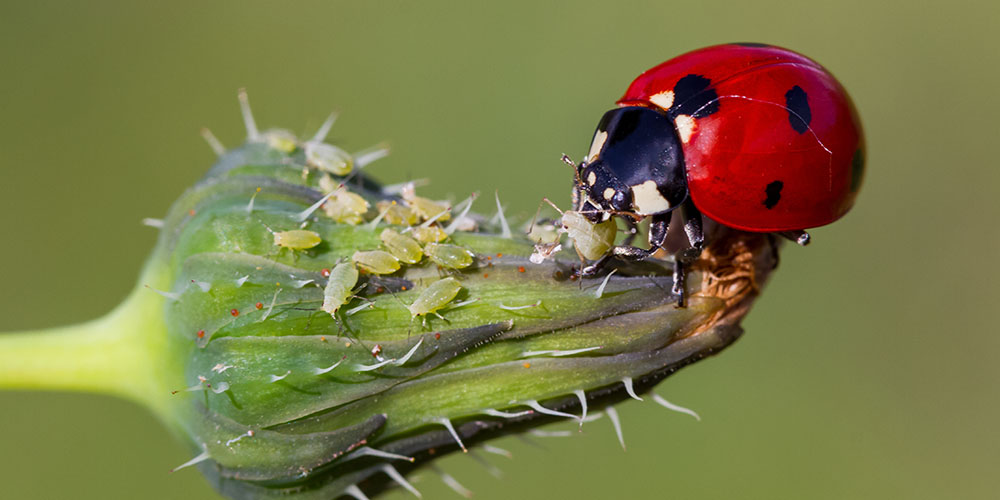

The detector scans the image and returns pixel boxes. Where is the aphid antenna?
[237,88,261,142]
[199,128,225,156]
[541,197,565,215]
[560,153,586,188]
[294,186,343,222]
[308,111,339,144]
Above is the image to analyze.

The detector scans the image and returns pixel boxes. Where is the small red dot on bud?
[376,286,385,293]
[196,330,205,339]
[255,302,263,310]
[483,273,489,278]
[188,209,196,216]
[496,253,503,257]
[401,286,408,291]
[434,333,441,340]
[518,266,526,273]
[321,268,331,277]
[230,309,239,317]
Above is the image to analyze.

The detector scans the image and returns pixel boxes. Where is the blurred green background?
[1,1,997,499]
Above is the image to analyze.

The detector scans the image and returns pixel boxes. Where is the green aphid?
[424,242,475,269]
[352,250,401,274]
[379,228,423,264]
[305,142,353,176]
[408,277,462,318]
[262,129,299,153]
[320,262,359,316]
[411,225,448,243]
[560,210,617,261]
[272,229,322,250]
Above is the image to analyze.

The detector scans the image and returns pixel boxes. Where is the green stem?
[0,278,172,417]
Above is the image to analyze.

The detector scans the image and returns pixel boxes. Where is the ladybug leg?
[671,200,706,307]
[778,230,811,246]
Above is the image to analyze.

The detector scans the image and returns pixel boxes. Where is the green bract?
[0,100,778,500]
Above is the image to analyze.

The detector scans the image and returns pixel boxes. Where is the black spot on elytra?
[671,74,720,118]
[731,42,772,48]
[763,181,783,209]
[850,148,865,193]
[784,85,812,134]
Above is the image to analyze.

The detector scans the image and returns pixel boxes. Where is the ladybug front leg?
[672,200,706,307]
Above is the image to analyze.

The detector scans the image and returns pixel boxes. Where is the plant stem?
[0,280,172,416]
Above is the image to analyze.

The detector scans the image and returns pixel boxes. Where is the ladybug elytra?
[569,43,864,304]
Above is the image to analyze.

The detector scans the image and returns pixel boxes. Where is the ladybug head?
[573,106,689,222]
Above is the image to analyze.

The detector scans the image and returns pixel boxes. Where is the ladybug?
[569,43,864,304]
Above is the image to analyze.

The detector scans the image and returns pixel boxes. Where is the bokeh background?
[1,1,997,499]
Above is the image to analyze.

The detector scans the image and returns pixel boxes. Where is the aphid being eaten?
[407,277,463,322]
[352,250,401,275]
[424,243,476,269]
[321,262,360,316]
[380,229,424,264]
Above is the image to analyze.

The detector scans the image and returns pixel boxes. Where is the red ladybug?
[569,43,864,303]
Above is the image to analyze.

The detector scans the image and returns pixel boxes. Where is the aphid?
[402,186,451,222]
[321,262,359,316]
[542,199,616,261]
[262,129,299,153]
[411,225,448,244]
[271,229,323,250]
[407,277,462,319]
[424,243,475,269]
[305,142,354,176]
[380,229,424,264]
[352,250,401,274]
[319,182,370,225]
[375,200,419,226]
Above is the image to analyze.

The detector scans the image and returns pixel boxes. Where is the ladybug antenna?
[560,154,585,186]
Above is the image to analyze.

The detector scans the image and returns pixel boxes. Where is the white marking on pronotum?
[169,450,209,473]
[144,285,180,301]
[494,190,512,239]
[574,389,588,430]
[587,171,597,186]
[631,179,671,214]
[468,450,504,479]
[525,400,577,420]
[603,187,615,200]
[594,269,617,298]
[268,371,290,383]
[235,275,250,287]
[246,187,261,214]
[354,143,391,168]
[355,358,396,372]
[651,393,702,421]
[259,288,281,322]
[649,90,675,110]
[200,127,226,155]
[588,130,608,161]
[482,408,532,419]
[674,114,695,144]
[521,346,602,358]
[225,430,254,447]
[497,300,541,311]
[295,189,339,222]
[313,357,345,375]
[309,112,339,144]
[393,338,424,366]
[606,406,626,451]
[437,417,467,452]
[444,193,477,235]
[480,444,513,459]
[431,465,473,499]
[141,218,164,228]
[237,89,260,141]
[345,446,414,463]
[382,464,422,498]
[529,429,572,438]
[342,485,370,500]
[623,377,643,401]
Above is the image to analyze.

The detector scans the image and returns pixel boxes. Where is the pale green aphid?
[305,142,354,176]
[272,229,322,250]
[352,250,401,274]
[424,242,475,269]
[408,277,462,318]
[560,210,617,261]
[411,225,448,244]
[262,129,299,153]
[375,200,418,226]
[321,262,359,316]
[379,229,423,264]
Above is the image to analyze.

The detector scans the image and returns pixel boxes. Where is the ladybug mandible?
[569,43,864,304]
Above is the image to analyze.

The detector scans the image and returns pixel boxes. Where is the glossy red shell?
[618,44,864,232]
